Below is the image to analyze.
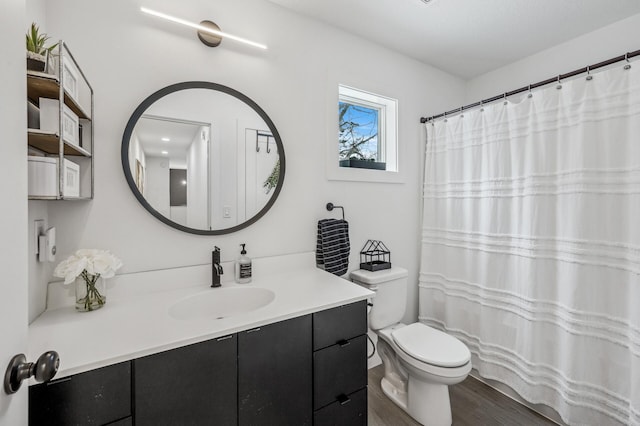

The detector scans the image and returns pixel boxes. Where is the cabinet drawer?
[29,361,131,426]
[313,300,367,351]
[313,387,367,426]
[313,334,367,409]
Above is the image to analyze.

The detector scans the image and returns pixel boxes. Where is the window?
[338,85,397,172]
[339,101,382,166]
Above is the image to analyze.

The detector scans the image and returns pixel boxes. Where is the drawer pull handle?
[337,394,351,405]
[246,327,261,334]
[337,339,350,347]
[216,335,233,342]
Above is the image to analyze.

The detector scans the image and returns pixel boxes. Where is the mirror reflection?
[122,83,284,234]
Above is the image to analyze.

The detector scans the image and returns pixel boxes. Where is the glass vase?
[75,272,106,312]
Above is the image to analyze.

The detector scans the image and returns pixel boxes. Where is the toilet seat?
[392,323,470,368]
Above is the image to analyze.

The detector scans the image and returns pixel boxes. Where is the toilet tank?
[350,267,408,331]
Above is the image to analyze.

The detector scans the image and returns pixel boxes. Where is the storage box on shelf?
[39,98,80,147]
[28,156,79,198]
[26,41,93,200]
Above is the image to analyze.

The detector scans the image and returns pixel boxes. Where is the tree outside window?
[339,102,380,161]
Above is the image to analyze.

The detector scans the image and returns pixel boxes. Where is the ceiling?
[135,117,204,165]
[266,0,640,79]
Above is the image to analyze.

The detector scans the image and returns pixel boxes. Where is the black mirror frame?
[121,81,286,235]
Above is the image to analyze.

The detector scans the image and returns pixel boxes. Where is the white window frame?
[327,85,401,183]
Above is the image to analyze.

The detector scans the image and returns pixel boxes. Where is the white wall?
[0,0,28,422]
[30,0,465,324]
[466,13,640,103]
[144,157,170,218]
[25,0,46,30]
[170,206,187,225]
[26,0,51,323]
[187,126,209,229]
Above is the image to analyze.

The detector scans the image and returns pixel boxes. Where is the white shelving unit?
[27,41,93,200]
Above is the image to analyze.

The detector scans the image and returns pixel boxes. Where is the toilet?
[350,267,471,426]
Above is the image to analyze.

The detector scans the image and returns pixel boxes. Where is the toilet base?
[376,325,467,426]
[381,376,408,411]
[407,376,452,426]
[380,375,452,426]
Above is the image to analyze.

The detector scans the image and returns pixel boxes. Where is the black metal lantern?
[359,240,391,271]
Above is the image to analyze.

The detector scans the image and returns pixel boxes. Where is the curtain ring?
[527,84,533,98]
[556,75,562,90]
[459,106,464,118]
[586,66,593,81]
[624,53,631,70]
[480,100,484,112]
[503,93,508,105]
[443,112,447,123]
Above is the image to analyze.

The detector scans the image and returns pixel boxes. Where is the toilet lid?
[391,323,470,367]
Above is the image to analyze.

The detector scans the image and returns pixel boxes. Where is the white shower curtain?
[420,63,640,425]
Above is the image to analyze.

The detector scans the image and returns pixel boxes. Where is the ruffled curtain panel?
[420,64,640,425]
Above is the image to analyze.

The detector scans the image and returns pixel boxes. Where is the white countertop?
[28,253,374,381]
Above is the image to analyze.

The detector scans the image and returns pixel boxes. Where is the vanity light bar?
[140,7,268,50]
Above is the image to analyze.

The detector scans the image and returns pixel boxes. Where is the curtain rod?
[420,48,640,124]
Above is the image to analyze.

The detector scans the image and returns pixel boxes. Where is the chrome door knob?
[3,351,59,394]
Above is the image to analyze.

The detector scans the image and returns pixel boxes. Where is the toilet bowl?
[350,267,471,426]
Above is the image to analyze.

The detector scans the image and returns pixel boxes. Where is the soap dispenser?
[235,243,252,284]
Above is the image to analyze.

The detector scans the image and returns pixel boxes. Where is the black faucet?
[212,246,223,287]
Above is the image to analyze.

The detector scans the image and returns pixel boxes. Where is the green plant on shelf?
[26,22,58,55]
[26,22,58,72]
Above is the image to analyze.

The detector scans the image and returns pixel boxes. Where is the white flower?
[53,249,123,284]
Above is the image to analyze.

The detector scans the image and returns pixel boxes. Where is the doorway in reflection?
[129,115,211,229]
[238,129,279,225]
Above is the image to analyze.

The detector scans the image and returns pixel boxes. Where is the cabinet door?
[29,361,131,426]
[238,315,312,426]
[134,335,237,426]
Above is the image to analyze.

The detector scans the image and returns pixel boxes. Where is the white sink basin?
[169,287,275,321]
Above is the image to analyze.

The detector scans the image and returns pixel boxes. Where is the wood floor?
[367,365,557,426]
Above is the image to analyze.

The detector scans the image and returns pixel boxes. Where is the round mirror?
[121,82,285,235]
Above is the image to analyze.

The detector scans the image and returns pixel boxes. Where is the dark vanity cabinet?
[312,300,368,426]
[239,315,313,425]
[28,301,367,425]
[29,361,131,425]
[134,334,238,425]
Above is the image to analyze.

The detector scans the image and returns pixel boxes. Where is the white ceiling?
[267,0,640,79]
[135,116,203,164]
